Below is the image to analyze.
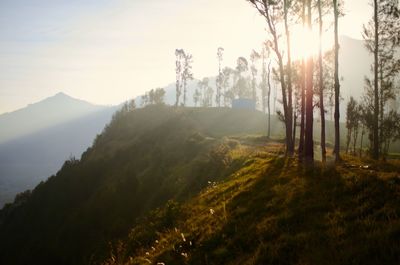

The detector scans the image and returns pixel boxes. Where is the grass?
[102,140,400,265]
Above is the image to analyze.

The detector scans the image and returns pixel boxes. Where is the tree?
[363,0,400,159]
[222,67,234,107]
[260,44,273,138]
[298,0,306,158]
[346,97,360,154]
[317,0,326,162]
[198,77,213,107]
[247,0,294,155]
[333,0,341,162]
[283,0,295,156]
[141,94,149,107]
[235,57,251,98]
[175,49,184,106]
[128,99,136,111]
[182,52,194,106]
[141,88,166,107]
[152,88,166,105]
[193,88,201,107]
[216,47,224,107]
[381,110,400,157]
[304,0,314,162]
[250,50,261,104]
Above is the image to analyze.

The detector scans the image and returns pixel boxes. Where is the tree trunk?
[333,0,341,162]
[267,61,272,139]
[379,61,384,155]
[183,78,187,106]
[353,126,358,155]
[373,0,380,159]
[305,0,314,162]
[298,0,306,158]
[293,113,297,148]
[318,0,326,163]
[346,129,351,154]
[284,0,294,155]
[360,127,365,157]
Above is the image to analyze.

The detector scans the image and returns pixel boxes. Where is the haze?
[0,0,369,114]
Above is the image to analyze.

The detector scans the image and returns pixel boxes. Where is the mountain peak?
[53,92,70,98]
[47,92,75,102]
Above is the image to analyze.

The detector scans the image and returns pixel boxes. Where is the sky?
[0,0,371,114]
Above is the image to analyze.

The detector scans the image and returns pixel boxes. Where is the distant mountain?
[0,93,118,206]
[339,36,372,101]
[0,92,106,144]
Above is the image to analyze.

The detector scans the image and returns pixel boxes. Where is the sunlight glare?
[289,25,333,61]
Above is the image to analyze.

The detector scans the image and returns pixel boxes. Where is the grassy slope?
[106,142,400,265]
[0,106,276,265]
[1,105,400,265]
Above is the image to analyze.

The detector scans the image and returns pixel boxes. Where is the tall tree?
[363,0,400,159]
[373,0,380,159]
[250,50,261,104]
[298,0,306,157]
[235,57,251,98]
[284,0,294,155]
[304,0,314,162]
[193,88,201,107]
[247,0,294,155]
[333,0,341,162]
[222,67,234,106]
[317,0,327,162]
[260,44,273,138]
[175,49,184,107]
[198,78,213,107]
[346,97,358,154]
[182,52,194,106]
[216,47,224,107]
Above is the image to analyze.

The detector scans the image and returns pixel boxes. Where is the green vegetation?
[105,148,400,265]
[1,105,400,265]
[0,106,270,265]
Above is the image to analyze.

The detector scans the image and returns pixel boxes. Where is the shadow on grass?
[180,157,400,265]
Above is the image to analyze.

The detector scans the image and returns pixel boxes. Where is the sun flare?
[289,25,334,61]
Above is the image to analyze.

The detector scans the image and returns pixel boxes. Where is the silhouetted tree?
[198,78,213,107]
[248,0,294,155]
[317,0,326,162]
[260,44,272,138]
[141,88,166,107]
[222,67,234,106]
[235,57,251,98]
[333,0,342,162]
[250,50,261,103]
[182,52,194,106]
[304,0,314,162]
[216,47,224,107]
[346,97,360,154]
[363,0,400,159]
[175,49,184,106]
[128,99,136,111]
[193,88,201,107]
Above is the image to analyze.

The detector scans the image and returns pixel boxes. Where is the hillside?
[0,105,272,265]
[0,93,117,207]
[111,149,400,265]
[1,106,400,265]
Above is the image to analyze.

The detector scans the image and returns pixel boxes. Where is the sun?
[289,25,334,61]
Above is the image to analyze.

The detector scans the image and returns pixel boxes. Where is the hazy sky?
[0,0,371,114]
